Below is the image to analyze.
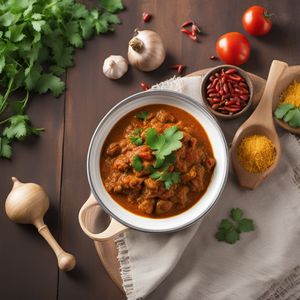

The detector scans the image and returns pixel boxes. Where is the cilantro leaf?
[132,155,143,172]
[150,169,180,190]
[274,103,295,119]
[99,0,124,13]
[225,229,239,244]
[0,137,12,159]
[230,208,243,222]
[130,136,143,146]
[2,115,41,140]
[215,208,254,244]
[136,111,149,120]
[154,126,183,161]
[238,218,254,233]
[146,128,165,150]
[36,74,65,97]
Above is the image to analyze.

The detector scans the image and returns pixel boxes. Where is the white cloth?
[115,76,300,300]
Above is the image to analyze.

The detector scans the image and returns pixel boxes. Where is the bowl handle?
[78,194,128,241]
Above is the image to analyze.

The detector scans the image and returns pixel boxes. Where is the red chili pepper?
[140,82,150,91]
[191,24,200,36]
[142,12,152,22]
[209,55,217,60]
[181,28,197,41]
[170,64,185,74]
[180,20,193,28]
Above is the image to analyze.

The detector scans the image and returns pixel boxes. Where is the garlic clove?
[103,55,128,80]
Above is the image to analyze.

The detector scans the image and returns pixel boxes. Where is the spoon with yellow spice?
[231,60,288,189]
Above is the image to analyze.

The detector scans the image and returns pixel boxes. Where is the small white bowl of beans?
[201,65,254,119]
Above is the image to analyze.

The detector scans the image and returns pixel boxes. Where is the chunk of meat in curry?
[102,108,215,218]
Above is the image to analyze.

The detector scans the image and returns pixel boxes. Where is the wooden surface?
[1,1,300,299]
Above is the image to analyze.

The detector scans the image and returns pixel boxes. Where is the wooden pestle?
[5,177,76,272]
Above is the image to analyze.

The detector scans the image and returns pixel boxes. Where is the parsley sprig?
[0,0,124,159]
[130,128,143,146]
[215,208,254,244]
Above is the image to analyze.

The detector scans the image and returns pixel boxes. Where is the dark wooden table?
[1,1,299,299]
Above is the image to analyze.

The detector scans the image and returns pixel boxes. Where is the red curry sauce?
[100,104,215,218]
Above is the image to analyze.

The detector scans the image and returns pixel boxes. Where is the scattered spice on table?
[180,20,201,42]
[170,64,185,75]
[237,135,276,173]
[140,82,150,91]
[274,81,300,128]
[205,68,250,115]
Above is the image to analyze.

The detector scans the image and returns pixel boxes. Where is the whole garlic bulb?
[128,29,166,72]
[103,55,128,79]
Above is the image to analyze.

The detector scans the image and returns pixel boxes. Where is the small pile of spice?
[237,135,276,173]
[280,81,300,107]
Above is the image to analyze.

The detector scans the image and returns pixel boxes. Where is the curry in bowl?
[100,104,216,218]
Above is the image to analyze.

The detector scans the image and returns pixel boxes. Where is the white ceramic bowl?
[87,90,229,233]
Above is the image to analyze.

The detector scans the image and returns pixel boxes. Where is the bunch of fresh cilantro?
[0,0,124,159]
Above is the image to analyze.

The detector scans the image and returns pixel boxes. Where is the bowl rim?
[200,64,254,119]
[87,90,229,233]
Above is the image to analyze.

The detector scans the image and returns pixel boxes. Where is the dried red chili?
[140,82,150,91]
[209,55,217,60]
[170,64,185,74]
[180,20,193,28]
[142,12,152,22]
[181,28,197,41]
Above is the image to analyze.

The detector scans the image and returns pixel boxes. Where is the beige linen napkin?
[115,76,300,300]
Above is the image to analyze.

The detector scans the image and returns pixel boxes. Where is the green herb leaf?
[130,136,143,146]
[225,229,239,244]
[230,208,243,222]
[132,155,143,172]
[219,219,234,231]
[283,108,298,122]
[288,108,300,128]
[238,218,254,233]
[146,128,165,150]
[215,208,254,244]
[136,111,149,121]
[0,137,12,159]
[274,103,295,119]
[133,128,142,135]
[36,74,65,97]
[99,0,124,13]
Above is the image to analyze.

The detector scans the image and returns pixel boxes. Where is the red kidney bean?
[225,68,237,75]
[206,67,250,115]
[240,94,249,101]
[212,78,219,87]
[207,88,216,94]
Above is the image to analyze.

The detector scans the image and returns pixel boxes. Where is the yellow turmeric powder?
[237,135,276,173]
[280,81,300,107]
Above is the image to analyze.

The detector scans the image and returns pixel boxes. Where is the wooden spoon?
[230,60,288,189]
[5,177,76,271]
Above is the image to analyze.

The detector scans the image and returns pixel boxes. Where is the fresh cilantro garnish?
[129,128,143,146]
[150,168,180,190]
[130,136,143,146]
[0,0,124,158]
[146,126,183,163]
[274,104,300,128]
[215,208,254,244]
[132,155,143,172]
[133,128,142,135]
[136,111,149,121]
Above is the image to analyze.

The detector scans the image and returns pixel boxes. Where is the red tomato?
[216,32,250,66]
[242,5,272,36]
